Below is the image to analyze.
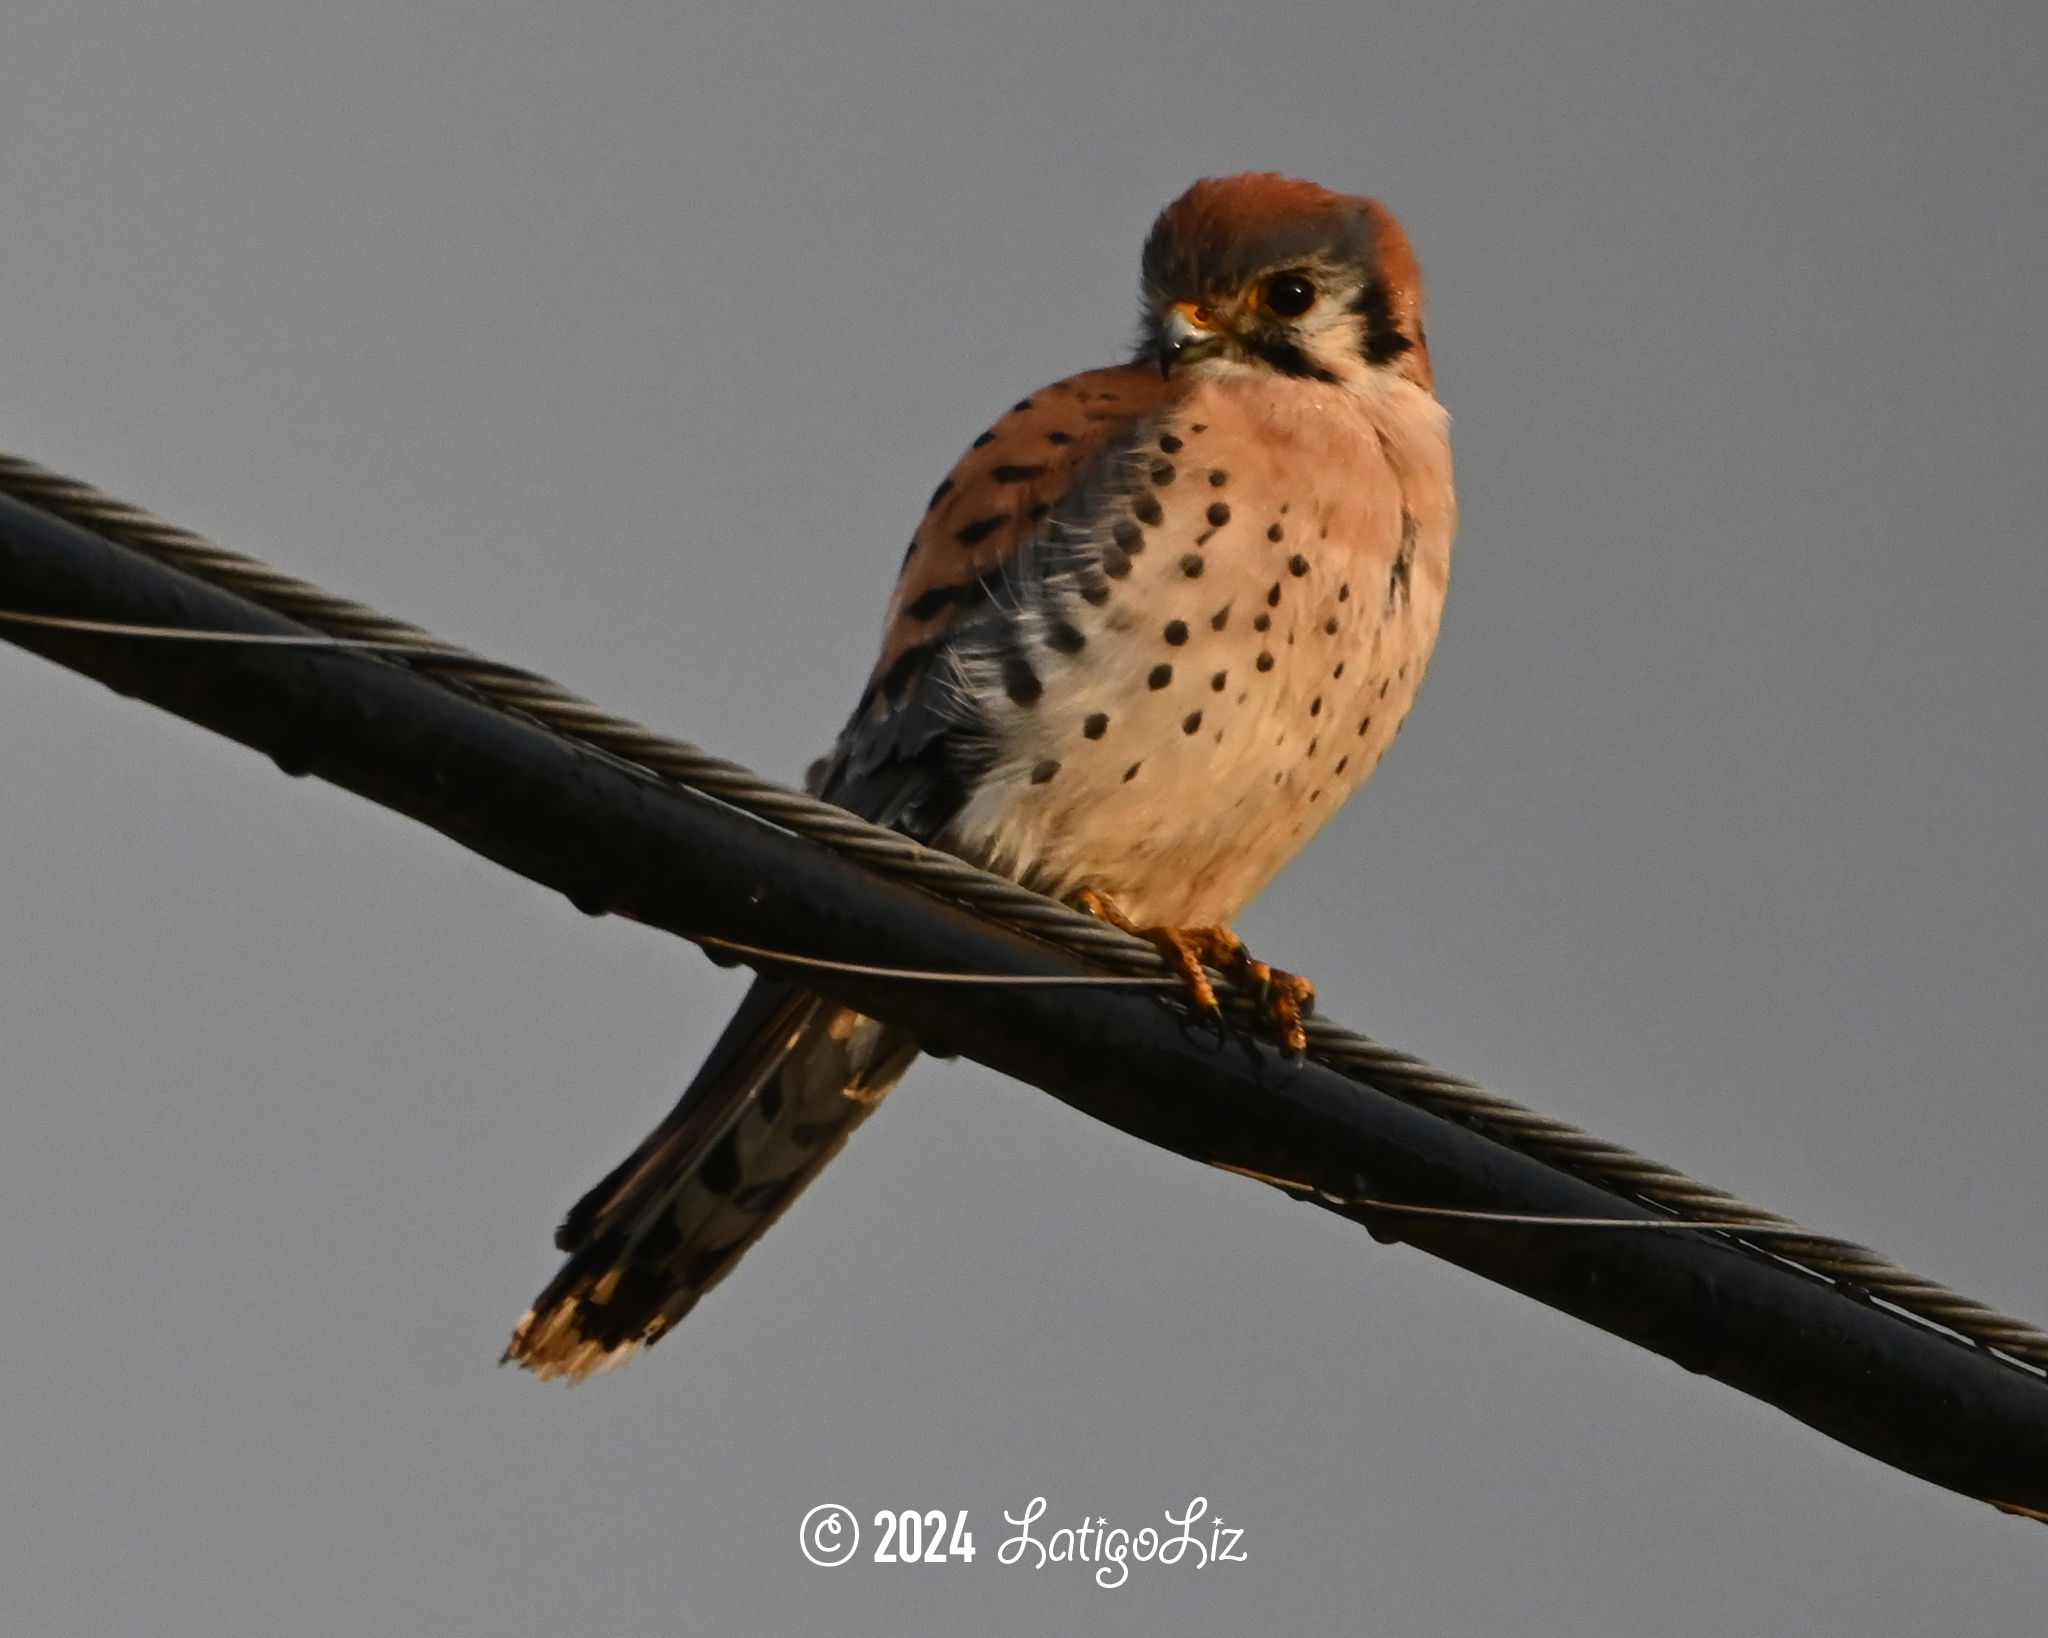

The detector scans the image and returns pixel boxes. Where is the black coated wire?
[4,448,2043,1377]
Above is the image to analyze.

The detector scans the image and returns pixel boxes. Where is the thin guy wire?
[4,447,2043,1376]
[1210,1164,1893,1236]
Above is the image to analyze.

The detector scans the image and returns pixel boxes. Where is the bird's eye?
[1261,273,1317,318]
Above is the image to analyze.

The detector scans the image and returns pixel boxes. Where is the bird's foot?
[1075,889,1315,1055]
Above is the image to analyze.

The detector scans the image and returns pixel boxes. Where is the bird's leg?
[1074,889,1316,1055]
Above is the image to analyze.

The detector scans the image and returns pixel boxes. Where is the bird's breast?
[940,371,1454,928]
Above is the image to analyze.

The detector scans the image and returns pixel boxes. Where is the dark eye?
[1262,273,1317,318]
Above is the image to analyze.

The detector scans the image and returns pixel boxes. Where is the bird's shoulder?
[810,364,1176,833]
[875,363,1178,681]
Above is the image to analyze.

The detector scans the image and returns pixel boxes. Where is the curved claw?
[1074,890,1314,1056]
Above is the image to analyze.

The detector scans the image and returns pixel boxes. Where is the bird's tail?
[505,977,920,1380]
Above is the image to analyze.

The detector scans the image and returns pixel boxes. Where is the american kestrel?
[508,173,1456,1379]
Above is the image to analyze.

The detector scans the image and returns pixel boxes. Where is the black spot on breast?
[1181,554,1204,577]
[1210,671,1227,691]
[1209,470,1228,487]
[1101,544,1133,578]
[1310,697,1323,716]
[1083,713,1109,739]
[928,479,953,511]
[1338,583,1350,602]
[1133,495,1164,526]
[1252,612,1271,632]
[956,515,1007,547]
[992,464,1046,484]
[1164,620,1188,645]
[1335,756,1349,774]
[1333,661,1345,678]
[1324,616,1339,634]
[1080,582,1111,606]
[1182,710,1203,734]
[1267,523,1284,542]
[1003,653,1043,706]
[1158,433,1183,453]
[1210,606,1231,630]
[1048,429,1075,445]
[1266,583,1283,607]
[1379,679,1390,698]
[1151,461,1176,486]
[972,430,996,448]
[1289,554,1310,577]
[1148,663,1173,689]
[1256,651,1274,672]
[1045,620,1086,654]
[1113,519,1143,549]
[1358,714,1373,735]
[1206,501,1231,527]
[1386,508,1418,610]
[1123,762,1142,781]
[1030,759,1060,784]
[1190,423,1207,433]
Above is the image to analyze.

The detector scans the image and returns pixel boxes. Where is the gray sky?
[2,2,2044,1632]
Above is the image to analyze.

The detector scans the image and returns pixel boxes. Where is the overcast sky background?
[1,2,2044,1632]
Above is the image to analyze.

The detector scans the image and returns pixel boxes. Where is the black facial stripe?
[1248,334,1339,383]
[1351,279,1414,367]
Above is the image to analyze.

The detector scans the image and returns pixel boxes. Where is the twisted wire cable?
[5,447,2042,1375]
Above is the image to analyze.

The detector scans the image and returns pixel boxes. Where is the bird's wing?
[504,365,1173,1379]
[816,363,1176,835]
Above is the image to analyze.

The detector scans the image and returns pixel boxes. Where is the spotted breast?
[924,365,1451,928]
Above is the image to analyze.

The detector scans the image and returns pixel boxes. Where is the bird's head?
[1137,173,1433,394]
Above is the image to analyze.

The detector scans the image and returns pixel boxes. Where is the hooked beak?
[1156,301,1223,377]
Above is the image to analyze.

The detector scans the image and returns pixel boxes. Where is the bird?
[506,172,1456,1379]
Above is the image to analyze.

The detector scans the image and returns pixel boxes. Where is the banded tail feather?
[505,977,920,1380]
